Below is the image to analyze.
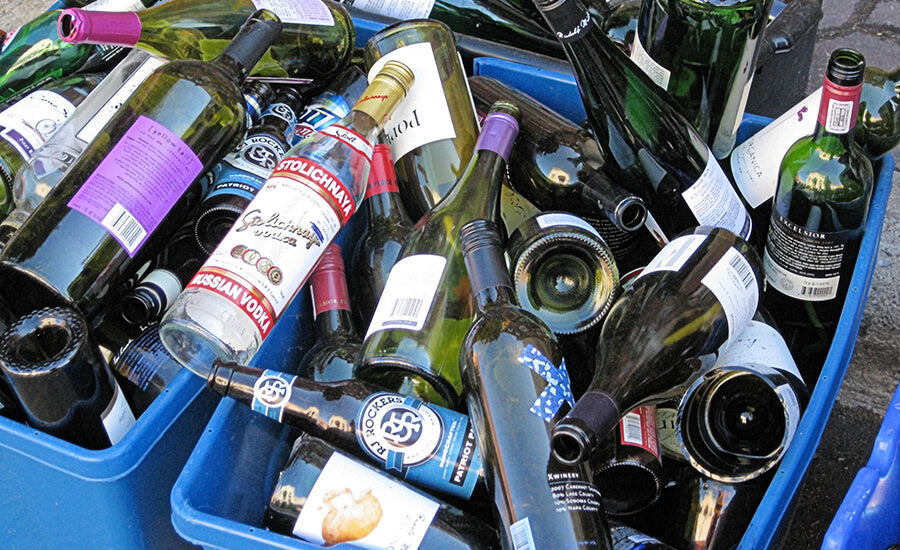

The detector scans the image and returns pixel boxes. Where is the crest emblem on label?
[252,370,296,421]
[357,394,444,472]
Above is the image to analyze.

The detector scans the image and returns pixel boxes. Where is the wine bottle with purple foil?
[264,434,501,549]
[0,11,284,322]
[192,85,304,255]
[297,243,362,382]
[0,306,135,449]
[530,0,753,247]
[350,143,414,330]
[356,102,521,411]
[458,217,613,549]
[550,226,763,465]
[207,359,488,503]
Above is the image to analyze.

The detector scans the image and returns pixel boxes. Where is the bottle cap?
[354,61,415,125]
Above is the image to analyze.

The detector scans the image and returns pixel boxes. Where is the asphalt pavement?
[1,0,899,548]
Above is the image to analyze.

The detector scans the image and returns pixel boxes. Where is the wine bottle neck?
[58,8,142,46]
[365,188,410,222]
[213,10,283,83]
[314,309,357,339]
[812,75,863,144]
[460,219,516,311]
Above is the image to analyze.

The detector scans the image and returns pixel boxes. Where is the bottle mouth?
[828,48,866,86]
[615,197,648,232]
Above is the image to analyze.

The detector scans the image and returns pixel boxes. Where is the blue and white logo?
[518,345,575,422]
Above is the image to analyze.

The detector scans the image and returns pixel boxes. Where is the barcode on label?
[102,203,146,254]
[389,297,424,320]
[729,253,754,289]
[801,285,836,298]
[621,411,644,445]
[510,518,536,550]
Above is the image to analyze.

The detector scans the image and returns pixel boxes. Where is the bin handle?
[757,0,824,66]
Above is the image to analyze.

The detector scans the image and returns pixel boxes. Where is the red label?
[619,405,661,461]
[270,157,356,225]
[187,269,276,338]
[364,145,401,199]
[310,270,351,316]
[818,77,863,130]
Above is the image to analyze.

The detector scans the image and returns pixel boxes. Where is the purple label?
[68,115,203,256]
[475,112,519,161]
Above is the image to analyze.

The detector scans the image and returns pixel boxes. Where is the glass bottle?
[0,72,103,218]
[350,143,414,330]
[158,61,415,376]
[288,65,368,146]
[0,50,167,246]
[530,0,753,246]
[631,0,774,158]
[241,79,275,127]
[0,11,284,321]
[762,48,873,381]
[856,64,900,160]
[207,359,488,503]
[608,519,677,549]
[264,434,501,549]
[550,226,763,465]
[356,102,520,410]
[109,322,183,416]
[192,85,304,255]
[57,0,354,87]
[0,306,135,449]
[457,217,613,549]
[363,20,481,220]
[297,243,362,382]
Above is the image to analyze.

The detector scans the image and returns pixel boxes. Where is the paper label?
[205,135,286,201]
[292,452,439,549]
[68,115,203,255]
[76,55,167,144]
[729,89,821,208]
[536,212,602,238]
[510,517,537,550]
[367,42,456,161]
[681,149,752,240]
[336,0,435,19]
[251,369,297,422]
[619,406,660,461]
[290,91,352,145]
[365,254,446,337]
[630,33,671,90]
[101,382,136,445]
[84,0,148,10]
[0,90,76,160]
[519,345,575,423]
[716,320,803,383]
[254,0,334,25]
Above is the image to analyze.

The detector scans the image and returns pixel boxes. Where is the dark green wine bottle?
[264,434,501,549]
[550,226,763,465]
[531,0,753,246]
[761,48,873,382]
[631,0,774,159]
[0,10,283,321]
[857,64,900,160]
[458,218,614,549]
[356,102,521,410]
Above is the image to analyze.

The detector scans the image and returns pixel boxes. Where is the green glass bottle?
[531,0,753,246]
[762,48,873,381]
[458,218,614,549]
[0,72,103,218]
[631,0,774,159]
[355,102,521,410]
[58,0,354,88]
[0,11,283,322]
[857,64,900,160]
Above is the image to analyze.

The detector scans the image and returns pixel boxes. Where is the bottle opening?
[58,13,77,41]
[7,320,74,365]
[619,201,647,232]
[552,429,588,464]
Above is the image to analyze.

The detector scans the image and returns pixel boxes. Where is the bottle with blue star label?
[459,218,613,549]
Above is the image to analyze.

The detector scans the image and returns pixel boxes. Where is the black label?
[536,0,593,43]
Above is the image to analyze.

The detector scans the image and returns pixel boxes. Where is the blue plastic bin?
[169,56,895,550]
[0,366,219,549]
[822,381,900,550]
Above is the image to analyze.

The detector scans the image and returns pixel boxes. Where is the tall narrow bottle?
[0,11,284,321]
[158,62,415,376]
[530,0,753,246]
[207,359,487,503]
[57,0,354,87]
[762,48,873,381]
[298,243,362,382]
[457,218,614,549]
[363,20,481,220]
[550,226,763,465]
[350,143,414,329]
[264,434,501,549]
[631,0,774,158]
[356,102,520,410]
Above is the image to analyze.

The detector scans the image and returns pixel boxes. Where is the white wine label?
[619,406,660,460]
[336,0,435,20]
[638,233,704,278]
[763,212,849,302]
[655,406,682,458]
[510,517,537,550]
[716,320,804,383]
[825,97,855,134]
[187,154,356,339]
[252,370,297,422]
[536,212,602,238]
[320,124,373,162]
[84,0,148,10]
[68,115,203,255]
[254,0,335,25]
[0,90,76,160]
[681,150,752,240]
[729,88,821,208]
[629,34,671,90]
[367,42,456,161]
[101,382,136,446]
[701,246,759,343]
[292,452,438,549]
[77,55,166,144]
[139,268,183,311]
[365,254,446,337]
[519,345,575,423]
